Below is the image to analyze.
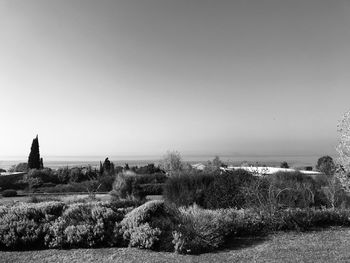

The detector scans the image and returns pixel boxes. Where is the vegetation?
[160,151,183,176]
[111,173,167,201]
[280,161,289,168]
[2,189,17,197]
[316,155,336,176]
[8,163,28,173]
[28,135,43,169]
[163,171,215,207]
[0,173,27,190]
[3,228,350,263]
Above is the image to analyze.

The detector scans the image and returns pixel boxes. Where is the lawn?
[2,227,350,263]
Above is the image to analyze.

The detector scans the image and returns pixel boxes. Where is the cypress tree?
[28,135,42,169]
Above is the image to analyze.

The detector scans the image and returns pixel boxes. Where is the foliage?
[28,135,42,169]
[100,158,115,176]
[0,201,65,249]
[25,168,60,186]
[37,181,100,193]
[174,205,267,254]
[45,202,124,248]
[336,110,350,191]
[120,200,179,251]
[134,164,164,174]
[272,208,350,231]
[174,205,235,253]
[205,169,257,209]
[163,171,215,207]
[160,151,183,176]
[8,163,29,173]
[128,223,161,249]
[69,167,92,183]
[0,173,27,190]
[316,156,336,176]
[265,171,316,209]
[111,173,167,201]
[2,189,17,197]
[280,161,289,168]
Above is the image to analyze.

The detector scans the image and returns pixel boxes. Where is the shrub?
[26,168,60,185]
[266,171,317,209]
[0,201,65,249]
[38,181,94,193]
[45,202,123,248]
[120,200,179,251]
[2,189,17,197]
[8,163,28,173]
[111,173,167,201]
[139,183,164,196]
[163,171,215,207]
[174,205,266,254]
[174,205,235,254]
[316,156,336,176]
[272,208,350,231]
[204,169,257,209]
[0,173,27,190]
[98,175,115,192]
[128,223,161,249]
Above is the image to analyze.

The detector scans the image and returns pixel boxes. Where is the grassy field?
[1,227,350,263]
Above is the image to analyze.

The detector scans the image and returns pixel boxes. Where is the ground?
[2,227,350,263]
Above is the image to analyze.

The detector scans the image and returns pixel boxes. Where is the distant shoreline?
[0,154,327,170]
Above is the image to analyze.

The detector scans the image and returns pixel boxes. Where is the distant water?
[0,154,325,171]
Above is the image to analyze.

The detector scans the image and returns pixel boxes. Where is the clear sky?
[1,0,350,158]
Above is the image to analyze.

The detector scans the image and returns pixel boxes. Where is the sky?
[1,0,350,158]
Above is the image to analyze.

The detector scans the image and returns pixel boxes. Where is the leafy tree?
[316,156,336,176]
[280,161,289,168]
[336,110,350,191]
[160,151,183,176]
[28,135,42,169]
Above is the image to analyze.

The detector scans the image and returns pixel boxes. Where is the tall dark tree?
[28,135,42,169]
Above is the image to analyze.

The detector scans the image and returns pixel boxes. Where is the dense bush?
[134,164,164,174]
[0,173,27,190]
[26,168,60,186]
[205,169,257,209]
[8,163,28,173]
[120,200,179,251]
[1,199,350,253]
[174,205,266,254]
[271,208,350,231]
[0,201,65,249]
[163,171,216,207]
[111,173,167,201]
[37,181,96,193]
[45,202,124,248]
[2,189,17,197]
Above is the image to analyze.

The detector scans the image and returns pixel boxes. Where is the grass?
[2,227,350,262]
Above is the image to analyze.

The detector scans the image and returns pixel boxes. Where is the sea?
[0,154,326,171]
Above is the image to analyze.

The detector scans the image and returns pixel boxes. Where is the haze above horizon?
[1,0,350,158]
